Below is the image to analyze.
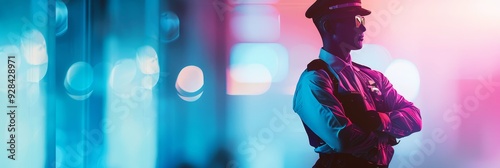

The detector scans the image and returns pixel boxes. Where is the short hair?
[313,14,336,34]
[313,14,352,35]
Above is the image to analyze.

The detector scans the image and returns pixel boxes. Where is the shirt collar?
[318,48,359,73]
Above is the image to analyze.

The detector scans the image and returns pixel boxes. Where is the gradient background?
[0,0,500,167]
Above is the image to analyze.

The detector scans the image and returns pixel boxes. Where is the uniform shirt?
[293,49,422,165]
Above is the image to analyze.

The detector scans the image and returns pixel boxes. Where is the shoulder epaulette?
[307,59,329,71]
[306,59,339,93]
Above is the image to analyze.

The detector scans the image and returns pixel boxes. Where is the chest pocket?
[356,69,390,112]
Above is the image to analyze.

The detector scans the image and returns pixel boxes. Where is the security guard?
[293,0,423,167]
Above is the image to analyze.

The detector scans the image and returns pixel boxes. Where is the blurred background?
[1,0,500,167]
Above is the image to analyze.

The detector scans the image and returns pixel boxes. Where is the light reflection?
[384,59,421,101]
[176,65,204,102]
[64,62,94,100]
[109,59,138,98]
[20,29,48,82]
[227,64,272,95]
[55,0,68,36]
[229,43,288,82]
[230,5,280,42]
[136,46,160,89]
[160,11,180,43]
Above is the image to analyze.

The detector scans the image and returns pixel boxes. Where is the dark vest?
[302,59,398,148]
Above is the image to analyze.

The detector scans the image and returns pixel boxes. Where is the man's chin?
[352,43,363,50]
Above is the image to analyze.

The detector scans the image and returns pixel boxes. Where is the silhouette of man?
[293,0,423,167]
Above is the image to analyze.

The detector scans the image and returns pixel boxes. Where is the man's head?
[306,0,371,51]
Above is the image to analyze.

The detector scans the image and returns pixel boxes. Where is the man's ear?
[322,20,336,35]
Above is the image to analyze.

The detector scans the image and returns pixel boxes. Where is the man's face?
[329,15,366,50]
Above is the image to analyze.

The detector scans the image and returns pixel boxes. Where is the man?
[293,0,422,167]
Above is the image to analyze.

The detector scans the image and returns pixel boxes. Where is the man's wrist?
[377,112,391,132]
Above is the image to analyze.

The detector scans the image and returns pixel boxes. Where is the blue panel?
[230,43,289,83]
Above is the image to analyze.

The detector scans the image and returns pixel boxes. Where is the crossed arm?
[293,69,422,154]
[375,72,422,138]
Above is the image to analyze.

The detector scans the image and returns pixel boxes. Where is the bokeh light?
[55,0,68,36]
[384,59,421,101]
[160,11,180,43]
[109,59,138,97]
[227,43,288,95]
[64,61,94,100]
[228,64,272,95]
[26,64,49,83]
[230,64,272,83]
[231,5,280,42]
[141,75,158,90]
[21,29,48,65]
[20,29,48,82]
[230,43,288,82]
[351,44,393,72]
[176,65,204,102]
[136,45,160,89]
[136,46,159,75]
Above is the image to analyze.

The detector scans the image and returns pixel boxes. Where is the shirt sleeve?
[293,70,380,154]
[376,72,422,138]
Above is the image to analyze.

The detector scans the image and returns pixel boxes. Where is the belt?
[314,153,388,168]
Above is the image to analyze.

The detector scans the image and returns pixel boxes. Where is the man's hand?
[336,92,382,132]
[346,110,381,132]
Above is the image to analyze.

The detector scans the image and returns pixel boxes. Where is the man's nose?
[359,23,367,32]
